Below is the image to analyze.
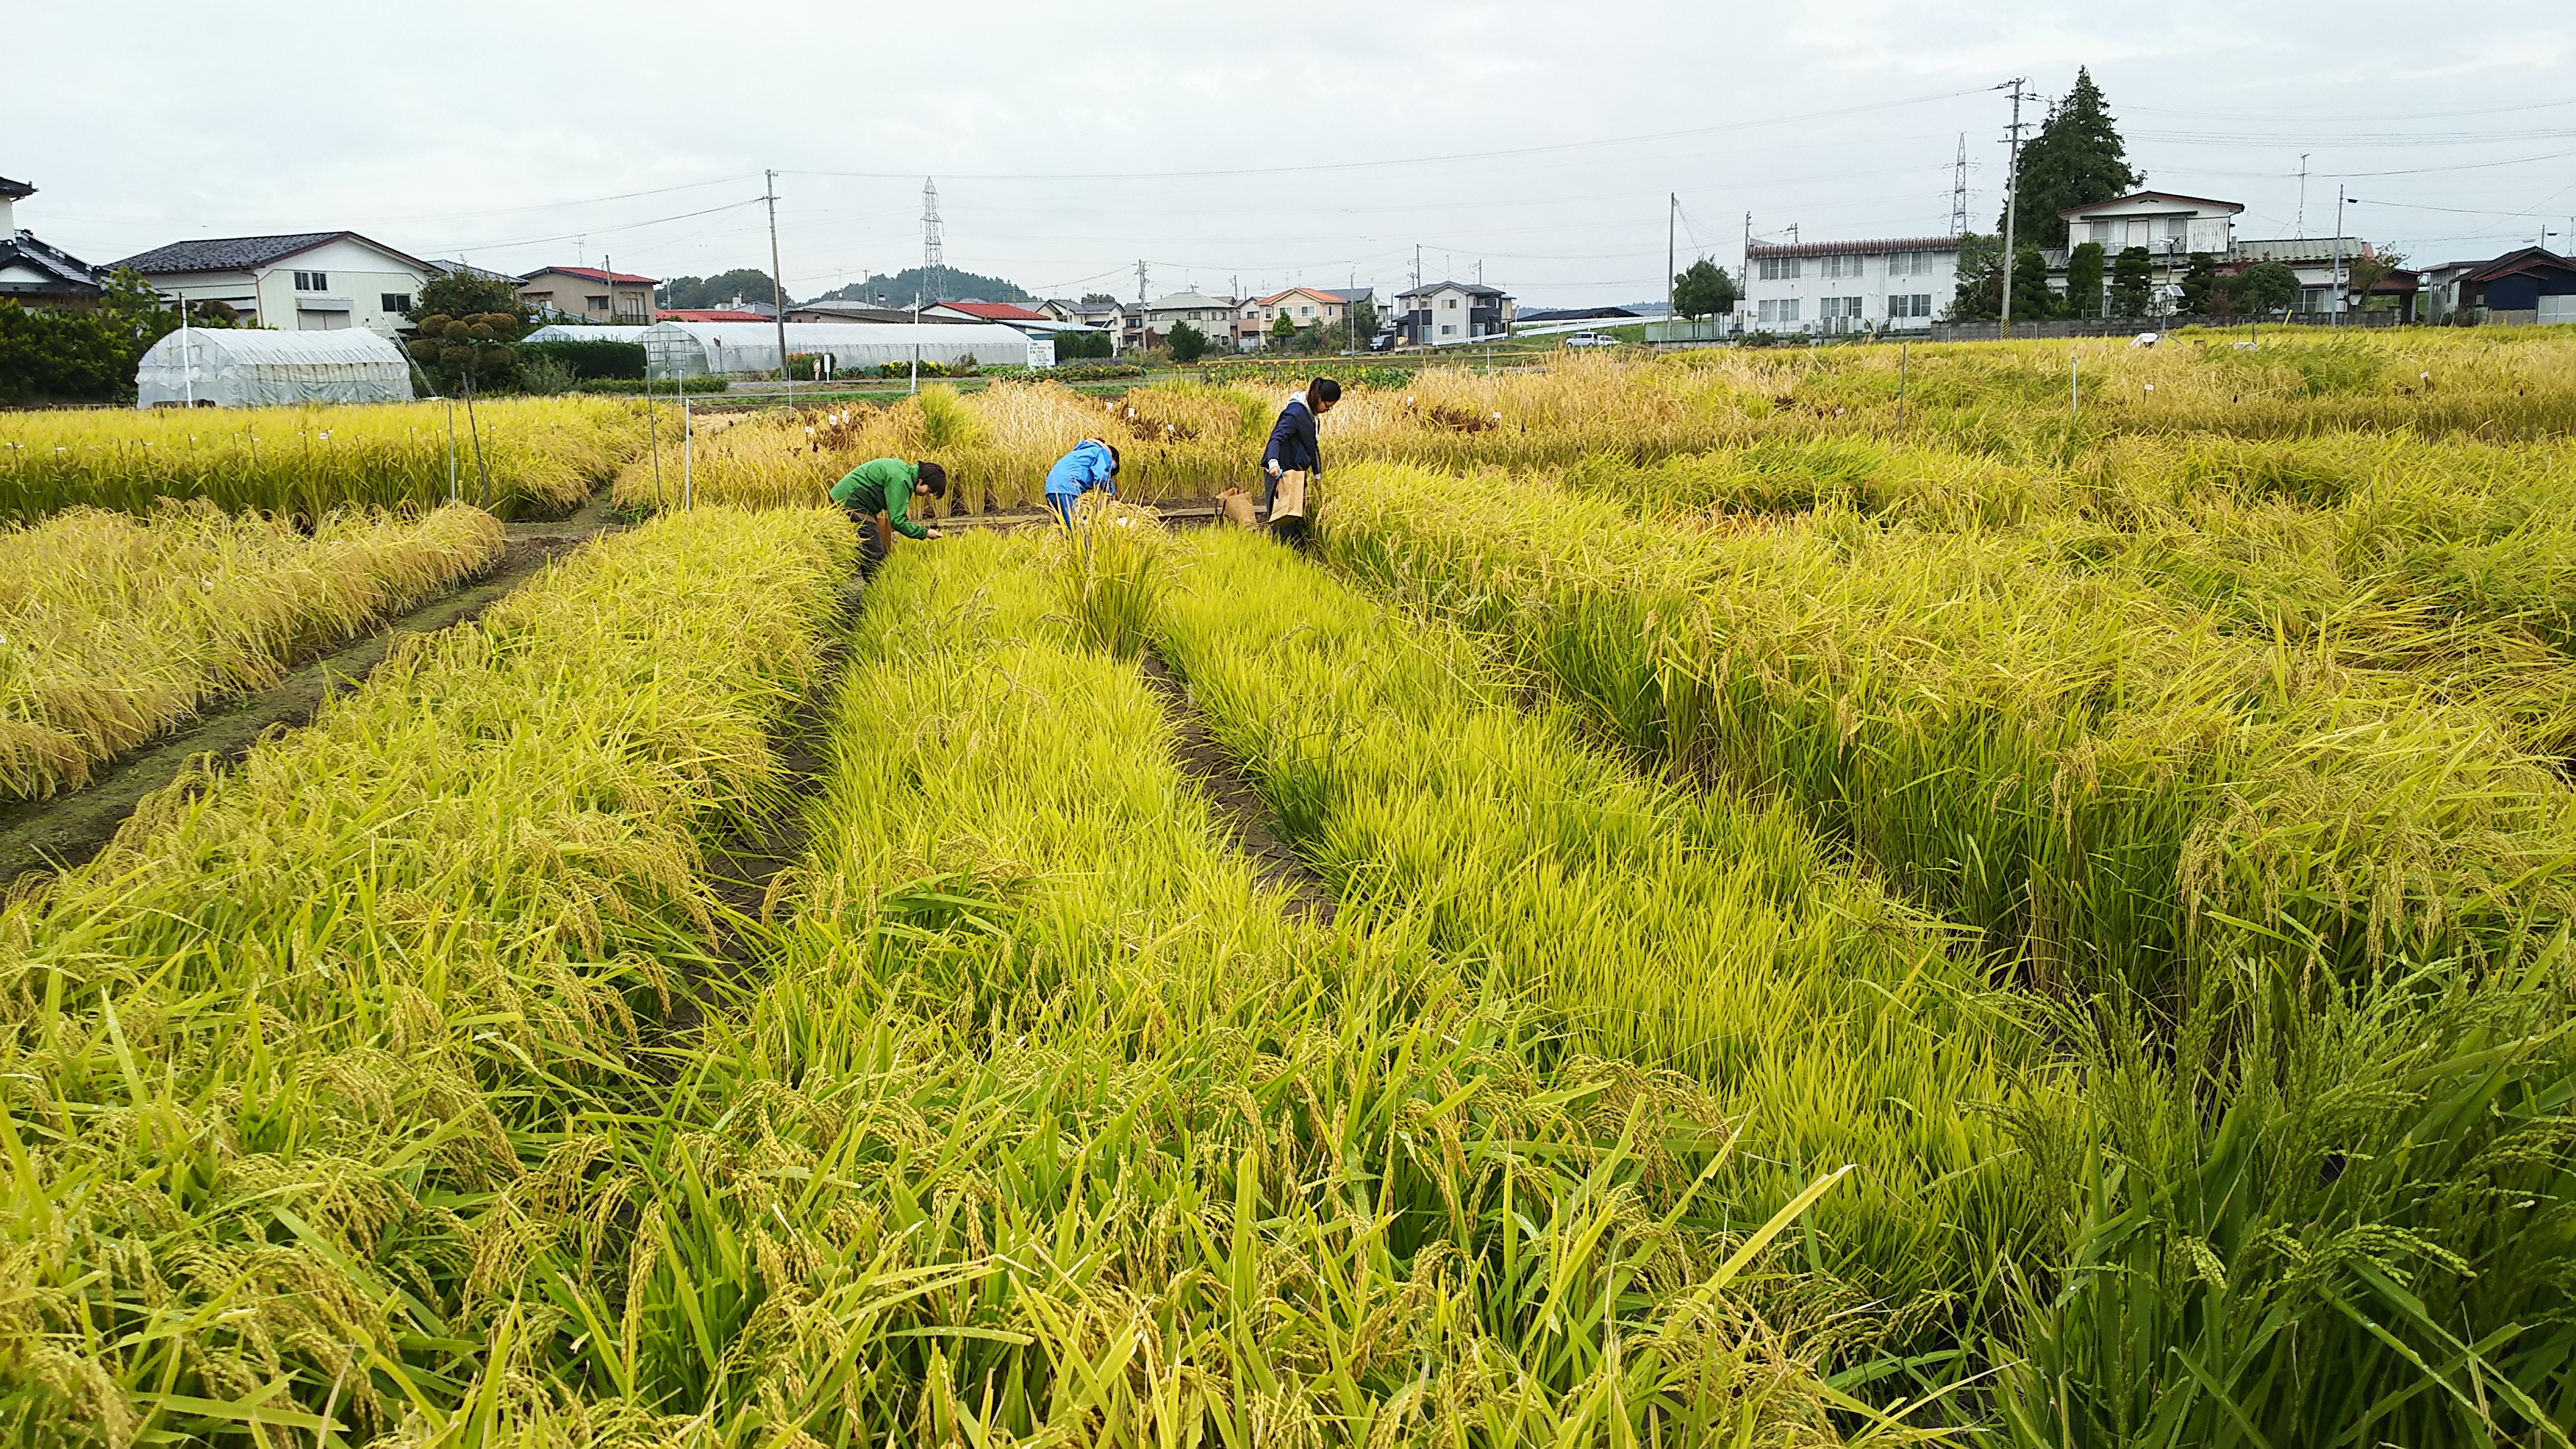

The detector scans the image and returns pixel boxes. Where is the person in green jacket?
[828,458,947,574]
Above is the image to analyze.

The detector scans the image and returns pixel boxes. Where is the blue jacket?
[1044,439,1118,498]
[1263,396,1320,475]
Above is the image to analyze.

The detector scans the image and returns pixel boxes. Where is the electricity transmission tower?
[1950,133,1971,236]
[920,178,945,305]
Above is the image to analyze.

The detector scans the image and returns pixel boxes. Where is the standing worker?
[1261,376,1339,546]
[828,457,946,576]
[1042,438,1120,531]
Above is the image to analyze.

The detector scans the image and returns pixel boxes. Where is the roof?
[1253,286,1361,307]
[659,309,773,322]
[1144,291,1234,310]
[524,265,657,285]
[0,176,34,201]
[114,230,435,275]
[1516,306,1640,323]
[2060,190,2245,218]
[2467,246,2573,284]
[788,302,970,324]
[0,231,105,297]
[930,300,1048,321]
[428,259,523,282]
[2232,237,2379,264]
[1397,279,1507,299]
[1745,237,1959,260]
[137,326,409,367]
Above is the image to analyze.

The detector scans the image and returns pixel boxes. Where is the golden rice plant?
[0,396,653,521]
[0,500,502,799]
[0,506,852,1444]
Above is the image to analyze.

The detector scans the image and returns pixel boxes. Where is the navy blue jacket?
[1263,396,1321,475]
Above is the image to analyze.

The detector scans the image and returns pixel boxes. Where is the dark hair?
[915,461,947,498]
[1309,377,1342,408]
[1103,441,1121,474]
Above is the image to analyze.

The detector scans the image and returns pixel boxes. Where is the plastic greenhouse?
[523,324,653,345]
[638,321,1040,380]
[136,327,414,408]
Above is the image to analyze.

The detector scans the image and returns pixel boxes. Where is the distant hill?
[812,267,1031,306]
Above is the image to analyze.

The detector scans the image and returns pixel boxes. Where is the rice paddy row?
[1313,454,2576,1445]
[0,397,654,521]
[0,502,502,801]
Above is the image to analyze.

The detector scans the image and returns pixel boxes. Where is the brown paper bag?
[1271,468,1308,521]
[1218,486,1258,529]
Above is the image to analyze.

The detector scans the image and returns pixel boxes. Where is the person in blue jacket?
[1261,376,1340,527]
[1042,438,1120,529]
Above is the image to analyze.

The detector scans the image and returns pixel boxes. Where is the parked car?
[1368,331,1397,352]
[1563,331,1619,347]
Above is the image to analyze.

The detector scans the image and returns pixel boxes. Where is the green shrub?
[521,338,647,381]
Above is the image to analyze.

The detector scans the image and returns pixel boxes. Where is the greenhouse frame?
[638,321,1041,379]
[135,327,414,408]
[522,323,656,345]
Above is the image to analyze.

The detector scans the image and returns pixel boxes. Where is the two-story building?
[1396,281,1511,345]
[1741,239,1957,335]
[517,265,656,323]
[1138,291,1235,349]
[1236,287,1371,350]
[114,231,439,336]
[0,175,104,311]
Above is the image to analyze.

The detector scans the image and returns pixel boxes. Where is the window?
[294,270,327,290]
[1440,323,1457,335]
[1888,252,1934,277]
[1821,296,1866,320]
[1444,297,1458,309]
[2087,220,2112,245]
[1819,254,1866,280]
[1299,305,1312,316]
[381,293,411,313]
[1756,256,1801,281]
[1756,298,1802,325]
[587,294,610,311]
[1887,293,1931,318]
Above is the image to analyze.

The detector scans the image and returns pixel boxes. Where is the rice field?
[0,397,655,521]
[0,502,502,799]
[2,327,2572,1446]
[611,380,1271,513]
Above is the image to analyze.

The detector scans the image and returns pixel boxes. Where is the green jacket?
[829,458,927,539]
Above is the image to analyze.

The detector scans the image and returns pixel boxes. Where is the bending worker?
[828,457,945,574]
[1261,376,1340,539]
[1042,438,1120,529]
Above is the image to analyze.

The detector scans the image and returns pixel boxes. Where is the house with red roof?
[656,309,773,323]
[518,266,657,323]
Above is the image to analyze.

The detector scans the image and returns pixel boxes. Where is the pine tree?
[2004,68,2141,248]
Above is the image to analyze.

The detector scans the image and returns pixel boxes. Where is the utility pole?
[1411,245,1421,292]
[1666,192,1677,336]
[763,170,790,398]
[1135,258,1148,304]
[1998,78,2032,339]
[2339,181,2359,326]
[1950,134,1970,236]
[602,252,613,323]
[2296,155,2310,238]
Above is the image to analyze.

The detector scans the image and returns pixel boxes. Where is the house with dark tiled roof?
[113,230,438,337]
[0,176,106,310]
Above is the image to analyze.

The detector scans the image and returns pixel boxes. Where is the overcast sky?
[11,1,2574,306]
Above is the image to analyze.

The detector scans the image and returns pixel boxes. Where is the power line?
[781,87,1987,184]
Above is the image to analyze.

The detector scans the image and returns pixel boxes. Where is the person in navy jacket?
[1260,376,1340,525]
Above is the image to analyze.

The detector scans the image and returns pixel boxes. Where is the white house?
[113,231,439,337]
[1396,281,1513,345]
[1138,291,1235,347]
[2057,191,2245,314]
[1742,238,1957,335]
